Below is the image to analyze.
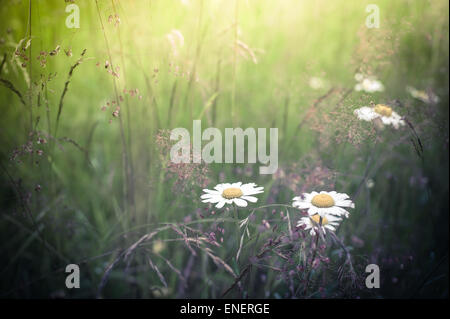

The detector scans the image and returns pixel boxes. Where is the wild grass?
[0,0,448,298]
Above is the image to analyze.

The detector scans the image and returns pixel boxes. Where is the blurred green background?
[0,0,448,298]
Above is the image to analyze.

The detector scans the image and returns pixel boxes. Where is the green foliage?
[0,0,448,298]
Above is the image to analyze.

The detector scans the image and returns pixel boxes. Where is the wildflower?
[152,287,170,298]
[292,191,355,218]
[201,182,264,208]
[309,77,325,90]
[354,104,405,129]
[297,214,342,236]
[406,86,439,104]
[354,73,384,93]
[365,178,375,189]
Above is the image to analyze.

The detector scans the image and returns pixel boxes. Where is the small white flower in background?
[406,86,440,104]
[354,104,405,129]
[354,73,384,93]
[309,77,325,90]
[292,191,355,218]
[201,182,264,209]
[167,29,184,56]
[365,178,375,189]
[297,214,342,236]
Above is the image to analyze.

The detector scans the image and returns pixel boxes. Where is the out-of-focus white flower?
[297,214,342,236]
[406,86,440,104]
[354,104,405,129]
[292,191,355,218]
[201,182,264,209]
[354,73,364,82]
[365,178,375,189]
[167,29,184,56]
[309,77,325,90]
[354,74,384,93]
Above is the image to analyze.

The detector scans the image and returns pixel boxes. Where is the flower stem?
[303,216,322,297]
[232,204,246,268]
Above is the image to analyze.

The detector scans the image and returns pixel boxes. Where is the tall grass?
[0,0,448,298]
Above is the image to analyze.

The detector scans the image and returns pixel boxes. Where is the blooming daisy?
[297,214,342,236]
[292,191,355,218]
[354,104,405,129]
[201,182,264,209]
[354,73,384,93]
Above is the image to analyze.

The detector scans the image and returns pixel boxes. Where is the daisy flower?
[201,182,264,209]
[406,86,440,104]
[354,104,405,129]
[354,73,384,93]
[292,191,355,218]
[297,214,342,236]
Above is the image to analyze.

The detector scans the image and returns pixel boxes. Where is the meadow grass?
[0,0,448,298]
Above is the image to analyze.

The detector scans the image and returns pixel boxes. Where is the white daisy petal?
[330,192,350,201]
[241,195,258,203]
[326,206,348,217]
[233,198,248,207]
[215,200,226,209]
[200,193,217,199]
[202,198,222,204]
[242,184,264,195]
[293,201,311,209]
[354,106,378,121]
[202,189,220,194]
[334,199,355,208]
[231,182,243,188]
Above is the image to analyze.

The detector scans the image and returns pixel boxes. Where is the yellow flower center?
[311,194,335,208]
[416,91,428,100]
[374,104,393,117]
[222,187,243,199]
[310,214,329,225]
